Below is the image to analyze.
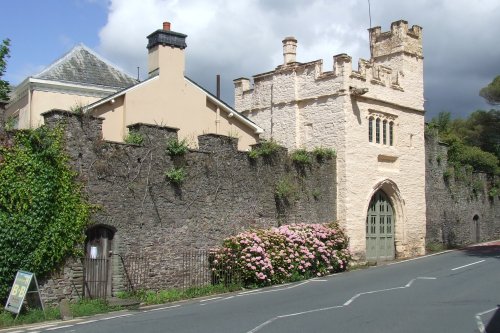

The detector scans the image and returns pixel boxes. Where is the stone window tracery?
[389,121,394,146]
[367,112,396,147]
[375,118,381,143]
[383,120,387,145]
[368,117,374,142]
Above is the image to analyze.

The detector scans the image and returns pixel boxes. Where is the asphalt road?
[4,243,500,333]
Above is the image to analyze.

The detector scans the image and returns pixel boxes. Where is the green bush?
[248,140,280,159]
[0,126,93,301]
[447,138,499,175]
[275,177,297,201]
[312,147,336,160]
[443,167,453,182]
[290,149,312,165]
[166,138,189,156]
[165,167,186,185]
[124,131,144,145]
[472,180,485,194]
[426,241,446,253]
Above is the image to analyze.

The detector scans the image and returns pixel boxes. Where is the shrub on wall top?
[212,222,350,287]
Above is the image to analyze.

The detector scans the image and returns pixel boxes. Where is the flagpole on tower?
[368,0,373,59]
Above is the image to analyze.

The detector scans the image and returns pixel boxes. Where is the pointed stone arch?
[365,179,406,260]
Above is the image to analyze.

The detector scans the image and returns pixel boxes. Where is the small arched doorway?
[84,225,115,298]
[366,190,395,261]
[472,215,480,243]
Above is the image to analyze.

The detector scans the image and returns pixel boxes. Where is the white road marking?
[46,325,74,331]
[28,324,56,330]
[76,320,98,325]
[143,304,180,312]
[99,313,133,321]
[237,280,310,298]
[475,306,498,333]
[238,289,262,295]
[451,260,485,271]
[387,250,454,265]
[246,318,277,333]
[246,276,437,333]
[199,296,222,303]
[6,331,25,333]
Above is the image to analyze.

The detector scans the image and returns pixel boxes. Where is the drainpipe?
[28,83,33,128]
[215,74,221,134]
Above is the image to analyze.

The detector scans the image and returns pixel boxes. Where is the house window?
[389,121,394,146]
[375,118,380,143]
[368,117,373,142]
[383,120,387,145]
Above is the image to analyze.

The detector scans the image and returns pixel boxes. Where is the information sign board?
[5,271,34,314]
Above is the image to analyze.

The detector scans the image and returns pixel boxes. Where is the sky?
[1,0,499,120]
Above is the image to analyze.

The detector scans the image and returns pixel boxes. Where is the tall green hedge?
[0,126,92,300]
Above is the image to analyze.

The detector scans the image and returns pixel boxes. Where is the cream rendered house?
[234,20,426,261]
[5,45,138,129]
[86,23,263,150]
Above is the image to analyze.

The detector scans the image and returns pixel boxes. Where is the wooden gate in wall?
[84,226,114,299]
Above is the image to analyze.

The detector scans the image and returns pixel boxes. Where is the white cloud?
[97,0,500,117]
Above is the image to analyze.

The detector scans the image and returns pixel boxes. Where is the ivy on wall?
[0,126,92,300]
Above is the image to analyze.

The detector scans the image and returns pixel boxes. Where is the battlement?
[369,20,423,59]
[234,19,424,114]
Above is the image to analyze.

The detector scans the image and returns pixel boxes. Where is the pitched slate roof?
[33,44,138,89]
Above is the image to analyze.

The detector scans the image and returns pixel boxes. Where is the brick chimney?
[147,22,188,78]
[282,36,297,65]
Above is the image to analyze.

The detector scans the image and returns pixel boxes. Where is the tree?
[0,38,10,102]
[427,111,451,134]
[479,75,500,105]
[428,110,499,175]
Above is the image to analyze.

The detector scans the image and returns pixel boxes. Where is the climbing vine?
[0,126,93,300]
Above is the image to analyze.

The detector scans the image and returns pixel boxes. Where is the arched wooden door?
[366,190,395,261]
[84,226,114,299]
[472,215,480,243]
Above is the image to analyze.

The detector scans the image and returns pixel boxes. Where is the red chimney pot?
[163,22,171,31]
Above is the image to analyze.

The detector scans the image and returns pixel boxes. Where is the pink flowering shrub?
[212,222,350,286]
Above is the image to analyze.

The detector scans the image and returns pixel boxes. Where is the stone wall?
[39,110,337,302]
[425,132,500,247]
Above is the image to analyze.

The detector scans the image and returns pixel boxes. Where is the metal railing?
[121,254,149,291]
[182,250,240,290]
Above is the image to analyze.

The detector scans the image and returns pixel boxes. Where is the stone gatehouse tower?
[234,20,425,261]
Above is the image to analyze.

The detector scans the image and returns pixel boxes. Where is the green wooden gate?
[366,190,395,261]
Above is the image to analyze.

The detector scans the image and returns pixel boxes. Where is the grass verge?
[119,283,243,305]
[0,299,123,329]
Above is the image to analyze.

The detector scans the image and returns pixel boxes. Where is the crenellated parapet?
[369,20,423,59]
[350,58,403,91]
[234,19,424,115]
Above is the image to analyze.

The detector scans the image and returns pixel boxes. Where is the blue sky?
[1,0,108,83]
[1,0,499,119]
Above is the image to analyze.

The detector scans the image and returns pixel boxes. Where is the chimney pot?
[282,36,297,65]
[163,22,171,31]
